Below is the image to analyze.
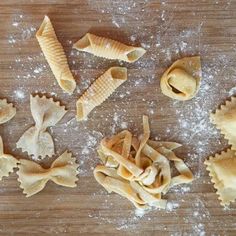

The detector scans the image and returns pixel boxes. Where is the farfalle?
[17,151,79,197]
[16,95,67,159]
[0,136,19,180]
[0,99,16,124]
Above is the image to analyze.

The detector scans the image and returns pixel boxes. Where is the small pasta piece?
[0,99,16,124]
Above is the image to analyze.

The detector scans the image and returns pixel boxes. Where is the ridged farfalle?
[0,99,16,124]
[17,95,67,159]
[17,151,79,197]
[73,33,146,63]
[36,16,76,94]
[94,116,193,210]
[76,67,127,121]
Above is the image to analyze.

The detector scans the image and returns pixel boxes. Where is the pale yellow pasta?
[73,33,146,63]
[0,99,16,124]
[36,16,76,94]
[17,151,79,197]
[76,67,127,121]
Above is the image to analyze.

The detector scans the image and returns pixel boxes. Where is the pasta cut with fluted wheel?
[0,136,19,180]
[73,33,146,63]
[16,95,67,159]
[76,67,127,121]
[160,56,202,100]
[36,15,76,94]
[17,151,79,197]
[94,116,193,210]
[0,99,16,124]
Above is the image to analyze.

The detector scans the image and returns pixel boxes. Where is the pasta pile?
[94,116,194,209]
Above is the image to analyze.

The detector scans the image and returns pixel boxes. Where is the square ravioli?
[210,97,236,150]
[205,149,236,206]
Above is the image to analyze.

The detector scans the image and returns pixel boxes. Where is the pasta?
[17,95,67,159]
[36,16,76,94]
[205,149,236,206]
[210,97,236,150]
[17,151,79,197]
[76,67,127,121]
[160,56,202,100]
[73,33,146,63]
[94,116,193,210]
[0,136,19,180]
[0,99,16,124]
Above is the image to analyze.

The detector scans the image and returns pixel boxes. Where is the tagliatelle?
[94,116,194,210]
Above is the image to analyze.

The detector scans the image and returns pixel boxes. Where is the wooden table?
[0,0,236,235]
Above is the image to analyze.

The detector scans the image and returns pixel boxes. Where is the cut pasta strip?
[0,136,19,180]
[205,149,236,206]
[93,116,193,210]
[73,33,146,63]
[76,67,127,121]
[17,95,67,159]
[17,151,79,197]
[0,99,16,124]
[36,16,76,94]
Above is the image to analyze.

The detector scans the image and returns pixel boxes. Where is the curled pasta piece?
[76,67,127,121]
[160,56,202,100]
[0,99,16,124]
[17,151,79,197]
[17,95,67,159]
[93,116,194,210]
[36,16,76,94]
[73,33,146,63]
[0,136,19,180]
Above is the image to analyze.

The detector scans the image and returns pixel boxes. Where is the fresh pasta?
[0,99,16,124]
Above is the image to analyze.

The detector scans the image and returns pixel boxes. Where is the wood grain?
[1,0,236,235]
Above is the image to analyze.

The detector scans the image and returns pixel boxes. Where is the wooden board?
[0,0,236,235]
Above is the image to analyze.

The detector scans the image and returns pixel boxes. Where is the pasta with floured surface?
[94,116,194,210]
[76,67,127,121]
[73,33,146,63]
[0,99,16,124]
[36,16,76,94]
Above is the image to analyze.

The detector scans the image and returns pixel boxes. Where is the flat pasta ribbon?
[0,99,16,124]
[160,56,202,100]
[17,151,79,197]
[76,67,127,121]
[0,136,19,180]
[36,15,76,94]
[94,116,194,210]
[17,95,67,159]
[73,33,146,63]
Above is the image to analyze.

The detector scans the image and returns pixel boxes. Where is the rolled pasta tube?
[73,33,146,63]
[36,16,76,94]
[76,67,127,121]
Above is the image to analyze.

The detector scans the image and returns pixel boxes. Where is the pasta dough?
[0,99,16,124]
[76,67,127,121]
[205,149,236,206]
[17,151,79,197]
[0,136,19,180]
[94,116,193,209]
[36,16,76,94]
[160,56,202,100]
[17,95,67,159]
[73,33,146,63]
[210,97,236,150]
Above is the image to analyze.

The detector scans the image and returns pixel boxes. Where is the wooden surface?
[1,0,236,235]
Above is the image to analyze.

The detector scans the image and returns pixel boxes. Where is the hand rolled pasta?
[0,99,16,124]
[73,33,146,63]
[36,16,76,94]
[160,56,202,100]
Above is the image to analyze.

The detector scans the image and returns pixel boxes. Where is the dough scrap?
[0,136,19,180]
[76,67,127,121]
[73,33,146,63]
[0,99,16,124]
[205,148,236,206]
[210,97,236,150]
[36,16,76,94]
[17,151,79,197]
[94,116,193,210]
[17,95,67,159]
[160,56,202,100]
